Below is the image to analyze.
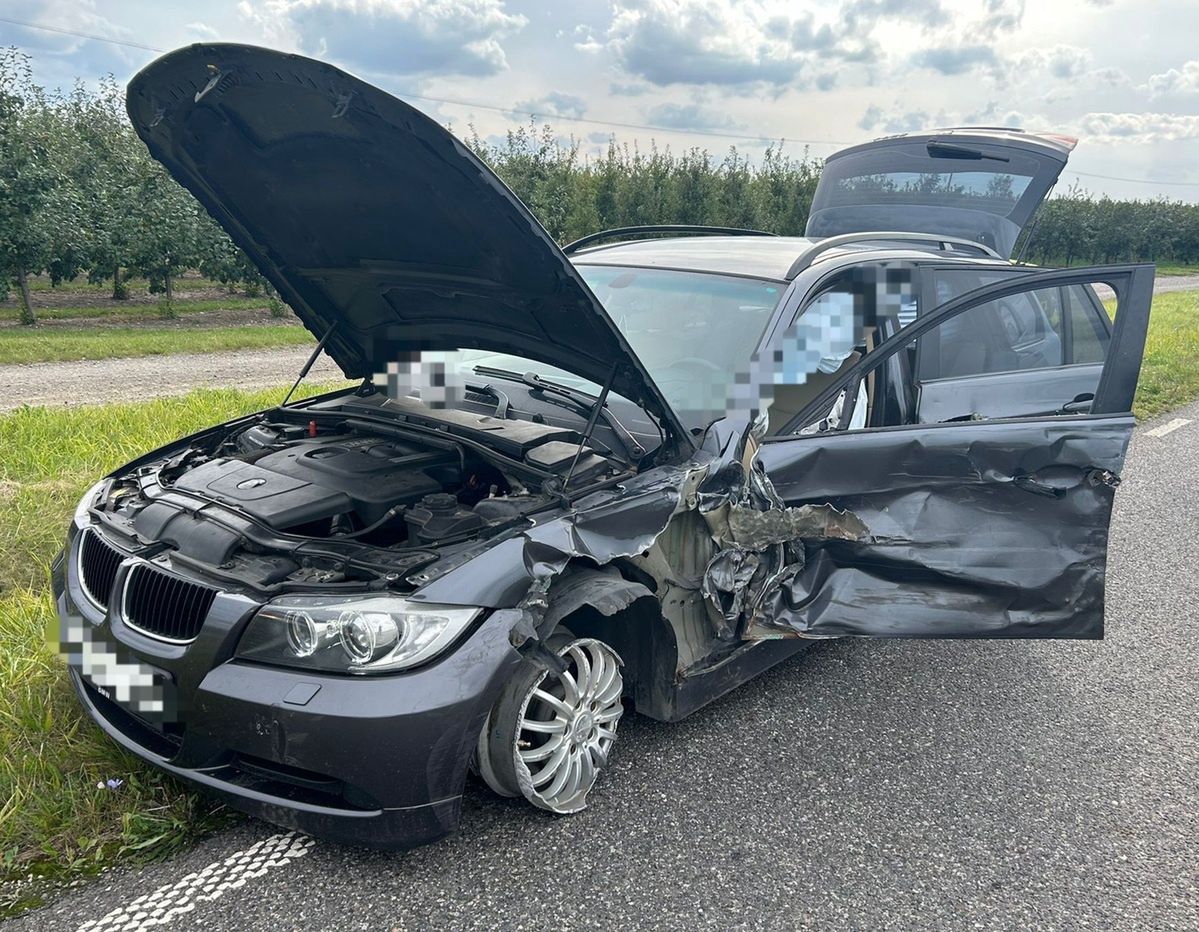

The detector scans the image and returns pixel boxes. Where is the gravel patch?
[0,346,340,412]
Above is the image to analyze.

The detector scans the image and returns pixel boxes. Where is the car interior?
[768,264,1116,436]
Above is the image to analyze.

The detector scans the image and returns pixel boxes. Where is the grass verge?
[1147,263,1199,277]
[0,325,314,365]
[1104,289,1199,420]
[0,298,269,322]
[0,384,338,917]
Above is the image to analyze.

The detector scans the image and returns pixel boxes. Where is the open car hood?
[126,44,689,448]
[806,128,1076,258]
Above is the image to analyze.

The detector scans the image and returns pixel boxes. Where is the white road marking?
[76,832,314,932]
[1145,417,1192,438]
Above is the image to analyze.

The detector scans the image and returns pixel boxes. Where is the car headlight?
[74,479,107,526]
[235,595,482,674]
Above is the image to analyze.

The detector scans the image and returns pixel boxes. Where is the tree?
[127,158,219,303]
[0,49,86,324]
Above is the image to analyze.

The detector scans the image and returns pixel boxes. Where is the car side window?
[907,280,1119,423]
[1064,284,1112,364]
[762,268,1144,440]
[764,287,869,435]
[919,275,1066,380]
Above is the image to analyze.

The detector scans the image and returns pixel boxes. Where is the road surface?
[6,401,1196,930]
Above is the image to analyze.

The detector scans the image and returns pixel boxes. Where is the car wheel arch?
[540,563,677,719]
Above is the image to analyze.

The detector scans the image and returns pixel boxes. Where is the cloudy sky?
[5,0,1199,200]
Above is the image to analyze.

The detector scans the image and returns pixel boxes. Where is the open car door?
[752,264,1153,639]
[806,129,1076,258]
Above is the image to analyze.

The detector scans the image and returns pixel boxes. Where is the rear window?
[824,171,1033,216]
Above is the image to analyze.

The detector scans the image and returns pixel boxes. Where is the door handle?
[1057,392,1094,415]
[1012,475,1066,498]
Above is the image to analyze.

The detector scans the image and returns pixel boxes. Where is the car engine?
[88,398,623,593]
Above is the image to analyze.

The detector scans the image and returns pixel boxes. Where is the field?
[0,276,315,365]
[1119,289,1199,418]
[0,323,314,365]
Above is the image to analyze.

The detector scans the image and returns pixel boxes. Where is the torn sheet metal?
[417,402,1130,654]
[752,414,1133,639]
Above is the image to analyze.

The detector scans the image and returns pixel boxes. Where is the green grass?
[0,297,269,322]
[0,324,314,365]
[1115,289,1199,419]
[1148,263,1199,277]
[0,384,338,917]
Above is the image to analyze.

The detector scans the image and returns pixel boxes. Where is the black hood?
[126,44,688,447]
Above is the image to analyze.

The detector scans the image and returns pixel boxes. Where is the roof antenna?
[563,362,619,490]
[282,320,339,407]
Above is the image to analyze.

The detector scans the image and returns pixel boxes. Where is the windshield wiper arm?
[472,365,646,458]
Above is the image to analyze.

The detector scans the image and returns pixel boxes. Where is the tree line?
[3,47,1198,325]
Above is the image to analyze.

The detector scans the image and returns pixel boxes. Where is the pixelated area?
[59,618,176,720]
[724,263,917,421]
[376,352,468,407]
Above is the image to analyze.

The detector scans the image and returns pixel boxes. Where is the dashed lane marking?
[1145,417,1192,438]
[76,832,314,932]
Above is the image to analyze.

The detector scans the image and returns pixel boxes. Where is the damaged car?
[55,44,1153,848]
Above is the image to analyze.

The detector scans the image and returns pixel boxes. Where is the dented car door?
[750,265,1153,639]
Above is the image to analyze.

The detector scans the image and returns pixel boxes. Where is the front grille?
[123,563,217,643]
[78,530,124,608]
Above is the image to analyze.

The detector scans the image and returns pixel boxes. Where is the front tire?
[477,630,625,814]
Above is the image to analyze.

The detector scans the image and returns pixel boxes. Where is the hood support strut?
[282,320,340,407]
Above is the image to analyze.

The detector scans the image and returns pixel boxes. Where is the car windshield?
[438,266,785,423]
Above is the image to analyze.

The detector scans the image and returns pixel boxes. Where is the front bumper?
[55,534,524,850]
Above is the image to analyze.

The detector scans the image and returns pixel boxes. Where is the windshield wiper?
[472,365,646,458]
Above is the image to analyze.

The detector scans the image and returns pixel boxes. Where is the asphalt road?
[7,402,1196,930]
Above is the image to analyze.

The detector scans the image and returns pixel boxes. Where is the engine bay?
[88,396,629,593]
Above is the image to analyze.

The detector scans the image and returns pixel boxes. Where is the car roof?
[569,234,1011,282]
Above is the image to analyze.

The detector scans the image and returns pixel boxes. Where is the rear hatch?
[806,128,1076,258]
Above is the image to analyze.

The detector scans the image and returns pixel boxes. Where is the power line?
[5,15,1199,186]
[0,16,166,54]
[1067,169,1199,188]
[406,89,850,146]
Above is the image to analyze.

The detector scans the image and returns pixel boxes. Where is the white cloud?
[1146,60,1199,97]
[911,45,998,76]
[5,0,138,78]
[185,21,221,39]
[1079,111,1199,144]
[978,0,1025,37]
[606,0,817,89]
[514,92,587,120]
[644,101,744,131]
[239,0,527,77]
[1016,44,1092,80]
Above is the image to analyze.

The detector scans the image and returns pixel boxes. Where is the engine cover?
[172,434,457,530]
